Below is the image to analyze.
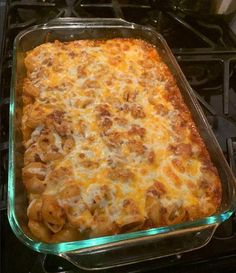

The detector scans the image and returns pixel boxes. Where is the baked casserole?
[22,38,222,243]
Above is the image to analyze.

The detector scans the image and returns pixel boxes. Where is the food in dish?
[22,38,222,243]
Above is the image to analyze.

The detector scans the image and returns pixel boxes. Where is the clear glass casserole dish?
[8,18,236,270]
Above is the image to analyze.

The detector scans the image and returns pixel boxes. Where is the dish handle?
[59,224,218,270]
[43,17,134,27]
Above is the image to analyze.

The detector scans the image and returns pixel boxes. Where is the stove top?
[1,1,236,273]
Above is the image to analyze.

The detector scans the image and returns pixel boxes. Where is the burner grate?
[176,54,236,115]
[0,98,9,211]
[0,0,236,220]
[0,150,8,211]
[1,1,236,273]
[227,137,236,176]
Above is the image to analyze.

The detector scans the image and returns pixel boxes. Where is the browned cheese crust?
[22,38,222,243]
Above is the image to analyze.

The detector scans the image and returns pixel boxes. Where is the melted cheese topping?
[22,39,222,243]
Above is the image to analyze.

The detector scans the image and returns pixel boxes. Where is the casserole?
[8,18,236,270]
[22,37,222,243]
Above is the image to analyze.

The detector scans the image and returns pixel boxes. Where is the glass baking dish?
[8,18,236,270]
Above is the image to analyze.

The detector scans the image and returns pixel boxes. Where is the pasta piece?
[145,194,161,227]
[41,195,65,233]
[62,136,75,154]
[27,198,43,221]
[90,208,118,237]
[166,203,186,225]
[58,184,93,230]
[23,78,40,98]
[23,176,46,194]
[28,220,51,242]
[50,226,81,243]
[24,103,54,129]
[116,199,144,232]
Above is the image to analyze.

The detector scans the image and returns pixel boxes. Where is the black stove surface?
[1,1,236,273]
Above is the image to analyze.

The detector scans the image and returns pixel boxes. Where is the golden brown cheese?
[22,38,222,243]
